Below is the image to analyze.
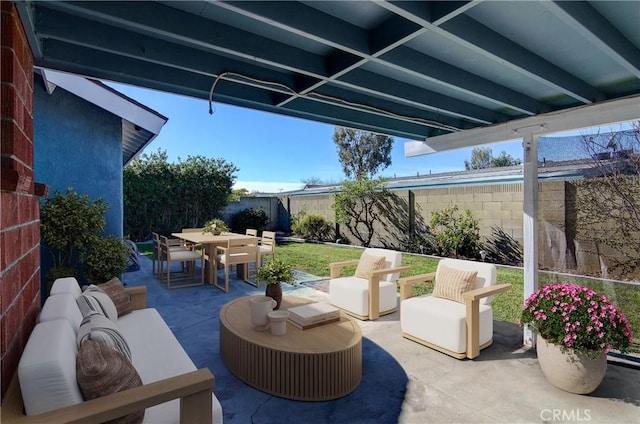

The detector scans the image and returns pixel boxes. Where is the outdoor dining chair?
[160,235,205,289]
[214,237,260,293]
[258,231,277,265]
[153,232,190,280]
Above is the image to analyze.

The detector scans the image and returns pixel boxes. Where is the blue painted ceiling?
[15,1,640,141]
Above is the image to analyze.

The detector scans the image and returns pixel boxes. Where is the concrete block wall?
[1,2,39,398]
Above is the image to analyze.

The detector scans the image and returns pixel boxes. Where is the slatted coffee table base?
[219,296,362,401]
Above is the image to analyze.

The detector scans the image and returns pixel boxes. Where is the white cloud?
[234,181,305,193]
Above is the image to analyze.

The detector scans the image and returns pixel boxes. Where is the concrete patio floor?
[124,256,640,423]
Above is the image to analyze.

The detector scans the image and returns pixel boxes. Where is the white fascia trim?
[40,68,167,134]
[405,94,640,157]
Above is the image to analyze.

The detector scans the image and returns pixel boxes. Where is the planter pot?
[265,282,283,310]
[536,335,607,394]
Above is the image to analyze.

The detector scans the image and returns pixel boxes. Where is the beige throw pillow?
[76,340,144,424]
[77,285,118,322]
[432,263,478,304]
[100,277,133,317]
[355,252,386,278]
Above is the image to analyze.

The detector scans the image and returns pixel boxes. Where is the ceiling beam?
[405,94,640,156]
[541,1,640,78]
[382,1,604,105]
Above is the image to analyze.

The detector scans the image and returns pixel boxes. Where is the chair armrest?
[398,272,436,301]
[461,283,511,302]
[329,260,360,278]
[1,369,214,424]
[124,286,147,310]
[462,284,511,359]
[368,265,410,278]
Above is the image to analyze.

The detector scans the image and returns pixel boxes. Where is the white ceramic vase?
[536,335,607,394]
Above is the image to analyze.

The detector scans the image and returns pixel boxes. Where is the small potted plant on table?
[203,218,229,235]
[256,257,295,310]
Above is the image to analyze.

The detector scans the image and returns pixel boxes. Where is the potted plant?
[256,257,295,310]
[203,218,229,235]
[521,282,633,394]
[81,236,129,285]
[40,188,107,294]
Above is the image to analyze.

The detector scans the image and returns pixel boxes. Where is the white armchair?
[399,258,511,359]
[329,248,409,321]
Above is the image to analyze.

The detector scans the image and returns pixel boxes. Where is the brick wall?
[1,2,39,398]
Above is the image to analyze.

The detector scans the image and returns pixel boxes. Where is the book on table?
[287,316,340,330]
[287,302,340,327]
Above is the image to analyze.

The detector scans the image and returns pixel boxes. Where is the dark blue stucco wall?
[33,75,123,237]
[34,75,124,289]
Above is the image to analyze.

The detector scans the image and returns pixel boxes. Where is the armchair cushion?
[432,263,478,304]
[76,340,144,424]
[401,295,493,354]
[355,252,386,278]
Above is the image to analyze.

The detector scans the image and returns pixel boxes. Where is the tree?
[123,148,238,240]
[491,151,522,167]
[333,127,393,180]
[465,147,492,170]
[333,178,393,247]
[573,122,640,278]
[465,147,521,170]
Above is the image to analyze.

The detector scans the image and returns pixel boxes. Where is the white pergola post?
[521,132,539,348]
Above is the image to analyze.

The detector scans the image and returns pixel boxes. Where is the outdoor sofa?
[2,277,222,423]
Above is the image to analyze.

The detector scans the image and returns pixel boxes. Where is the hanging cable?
[208,71,462,132]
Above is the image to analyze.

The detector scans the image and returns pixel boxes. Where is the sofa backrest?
[437,258,497,305]
[18,319,84,415]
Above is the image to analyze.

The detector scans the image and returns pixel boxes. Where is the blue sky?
[107,81,630,193]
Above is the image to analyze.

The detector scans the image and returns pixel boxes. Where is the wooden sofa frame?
[1,286,215,424]
[330,259,410,320]
[399,272,511,359]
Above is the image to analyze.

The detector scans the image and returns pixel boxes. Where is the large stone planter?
[536,335,607,394]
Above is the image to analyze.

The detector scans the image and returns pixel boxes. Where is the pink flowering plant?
[521,282,633,356]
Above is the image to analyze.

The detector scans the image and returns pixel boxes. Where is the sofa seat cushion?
[38,293,84,331]
[18,320,84,415]
[401,295,493,354]
[116,308,223,424]
[329,276,397,316]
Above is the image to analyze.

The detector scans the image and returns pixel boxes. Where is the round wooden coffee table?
[219,295,362,401]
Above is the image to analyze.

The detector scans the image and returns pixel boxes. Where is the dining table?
[171,231,259,284]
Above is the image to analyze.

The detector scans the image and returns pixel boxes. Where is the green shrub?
[82,236,129,284]
[293,214,334,241]
[399,231,438,255]
[231,207,269,234]
[430,205,481,259]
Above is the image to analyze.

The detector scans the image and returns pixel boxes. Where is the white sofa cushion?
[329,276,397,316]
[116,308,223,424]
[18,319,84,415]
[50,277,82,298]
[437,258,497,305]
[401,295,493,354]
[38,293,83,331]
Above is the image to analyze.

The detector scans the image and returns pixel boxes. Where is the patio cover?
[14,1,640,345]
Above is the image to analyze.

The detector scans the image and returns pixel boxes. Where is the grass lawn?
[138,239,638,348]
